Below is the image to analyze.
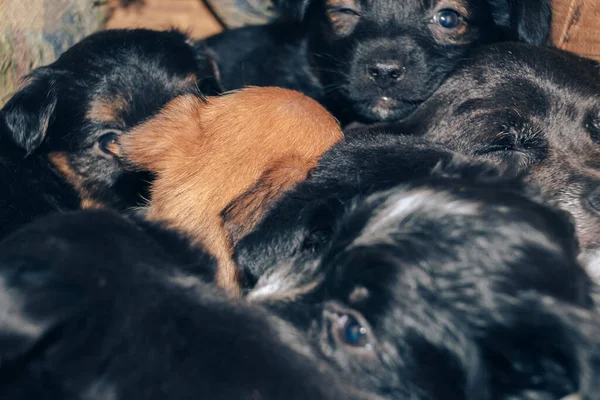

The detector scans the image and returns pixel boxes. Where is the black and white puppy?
[196,0,552,124]
[0,29,206,238]
[246,178,600,399]
[231,134,502,279]
[352,43,600,281]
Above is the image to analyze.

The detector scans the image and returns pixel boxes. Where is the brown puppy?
[121,87,343,294]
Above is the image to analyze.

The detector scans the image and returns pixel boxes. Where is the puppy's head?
[399,43,600,270]
[0,29,200,209]
[276,0,551,123]
[249,179,599,399]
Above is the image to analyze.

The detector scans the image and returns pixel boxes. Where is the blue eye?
[434,9,462,29]
[339,315,370,347]
[98,131,119,155]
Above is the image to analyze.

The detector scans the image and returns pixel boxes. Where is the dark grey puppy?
[351,43,600,281]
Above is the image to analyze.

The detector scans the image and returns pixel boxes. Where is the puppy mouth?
[355,96,420,122]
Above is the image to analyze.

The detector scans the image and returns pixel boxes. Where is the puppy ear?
[0,72,58,154]
[273,0,314,20]
[489,0,552,44]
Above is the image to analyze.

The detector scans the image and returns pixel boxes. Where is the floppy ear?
[0,72,58,154]
[488,0,552,44]
[272,0,314,20]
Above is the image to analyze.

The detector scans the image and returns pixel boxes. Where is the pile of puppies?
[1,0,600,399]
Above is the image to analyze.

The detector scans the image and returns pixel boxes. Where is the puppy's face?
[405,43,600,253]
[249,180,597,399]
[286,0,551,123]
[0,29,199,209]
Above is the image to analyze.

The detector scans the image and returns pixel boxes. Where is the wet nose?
[366,62,405,88]
[588,186,600,213]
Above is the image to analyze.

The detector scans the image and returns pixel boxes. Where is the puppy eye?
[478,135,516,154]
[97,130,120,155]
[333,7,360,17]
[432,9,463,29]
[336,314,372,348]
[585,115,600,143]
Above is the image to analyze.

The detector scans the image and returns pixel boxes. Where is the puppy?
[245,177,600,399]
[194,0,552,124]
[0,29,207,238]
[121,87,343,293]
[232,133,509,280]
[2,179,598,399]
[0,210,366,400]
[357,42,600,280]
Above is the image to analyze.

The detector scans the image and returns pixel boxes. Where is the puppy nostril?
[367,67,380,78]
[588,186,600,213]
[366,63,405,86]
[390,69,402,80]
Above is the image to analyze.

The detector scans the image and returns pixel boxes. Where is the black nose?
[366,62,405,88]
[588,186,600,213]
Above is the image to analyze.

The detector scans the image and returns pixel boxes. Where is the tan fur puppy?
[121,87,343,294]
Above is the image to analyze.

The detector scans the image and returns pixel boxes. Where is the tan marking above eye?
[433,0,471,20]
[326,0,362,37]
[348,286,370,304]
[86,95,128,124]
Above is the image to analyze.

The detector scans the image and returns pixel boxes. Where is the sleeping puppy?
[195,0,552,124]
[232,133,504,281]
[0,210,366,400]
[121,87,343,293]
[3,179,597,399]
[0,29,206,238]
[246,177,600,399]
[354,43,600,281]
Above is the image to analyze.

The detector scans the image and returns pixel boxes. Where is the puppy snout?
[588,186,600,213]
[366,61,405,88]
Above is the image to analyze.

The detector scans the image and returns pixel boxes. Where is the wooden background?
[106,0,223,40]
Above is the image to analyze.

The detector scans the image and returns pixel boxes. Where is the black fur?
[245,177,600,399]
[231,133,526,281]
[352,43,600,273]
[194,0,552,125]
[0,210,364,400]
[2,177,599,399]
[0,29,205,239]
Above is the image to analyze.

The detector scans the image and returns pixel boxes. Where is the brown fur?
[48,152,107,210]
[222,154,319,245]
[325,0,361,36]
[121,87,344,294]
[86,95,128,124]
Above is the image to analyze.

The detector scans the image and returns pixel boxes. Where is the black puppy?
[352,43,600,281]
[0,29,206,238]
[0,211,366,400]
[196,0,552,124]
[2,182,599,399]
[246,178,600,399]
[230,133,505,280]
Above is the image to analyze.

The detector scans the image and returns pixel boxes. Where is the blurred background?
[0,0,598,106]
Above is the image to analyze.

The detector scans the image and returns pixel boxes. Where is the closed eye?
[329,7,361,17]
[472,122,547,172]
[584,111,600,143]
[475,134,517,155]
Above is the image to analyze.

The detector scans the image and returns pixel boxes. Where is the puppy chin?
[578,247,600,284]
[352,97,417,123]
